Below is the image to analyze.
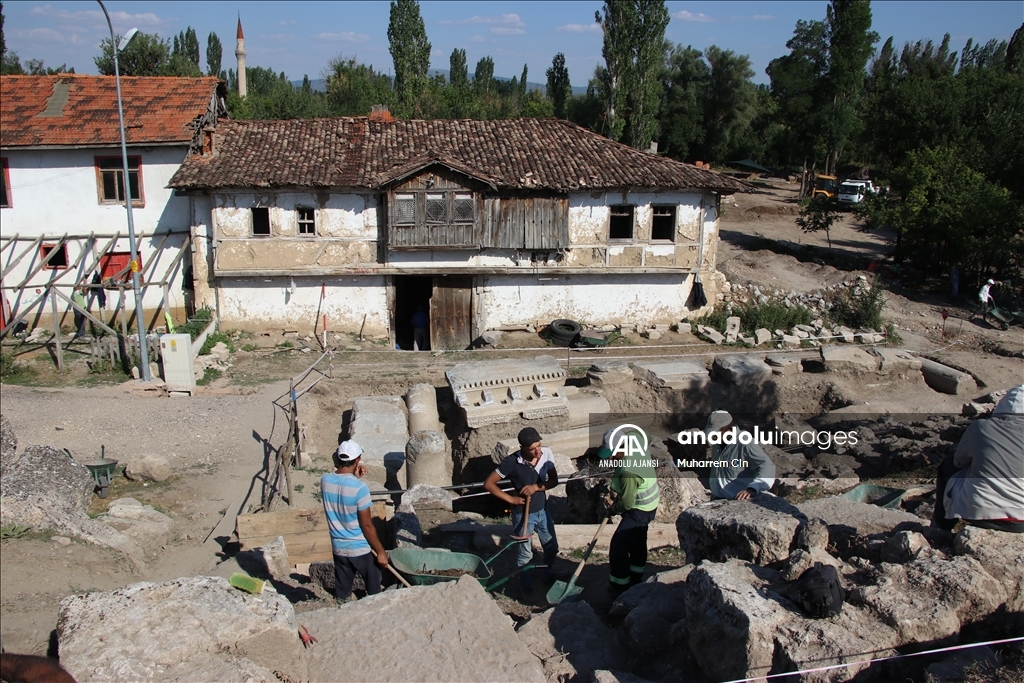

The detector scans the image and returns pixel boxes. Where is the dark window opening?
[40,243,69,269]
[609,205,634,240]
[652,205,675,241]
[96,156,142,204]
[252,207,271,236]
[0,158,10,208]
[297,207,316,236]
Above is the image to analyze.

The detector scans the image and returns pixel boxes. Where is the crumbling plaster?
[477,273,697,329]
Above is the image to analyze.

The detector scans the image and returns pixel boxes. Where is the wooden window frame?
[392,190,476,228]
[296,207,316,236]
[40,243,69,270]
[651,205,676,242]
[251,207,271,236]
[394,193,417,226]
[608,204,635,241]
[95,156,145,207]
[0,158,11,208]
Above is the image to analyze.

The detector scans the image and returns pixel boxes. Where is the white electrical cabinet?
[159,333,196,394]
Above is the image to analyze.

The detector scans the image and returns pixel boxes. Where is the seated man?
[704,410,775,500]
[933,384,1024,533]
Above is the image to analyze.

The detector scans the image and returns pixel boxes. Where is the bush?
[694,302,812,335]
[178,308,215,341]
[829,279,886,330]
[199,331,234,355]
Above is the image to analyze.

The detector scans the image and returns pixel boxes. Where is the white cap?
[987,279,995,284]
[993,385,1024,415]
[335,440,363,461]
[705,410,733,435]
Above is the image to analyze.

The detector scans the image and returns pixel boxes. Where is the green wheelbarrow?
[389,547,544,593]
[840,484,906,509]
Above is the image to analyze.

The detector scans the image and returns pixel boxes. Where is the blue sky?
[3,1,1021,86]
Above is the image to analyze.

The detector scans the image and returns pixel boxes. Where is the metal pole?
[98,1,150,381]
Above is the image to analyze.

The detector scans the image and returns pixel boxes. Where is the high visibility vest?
[611,457,660,512]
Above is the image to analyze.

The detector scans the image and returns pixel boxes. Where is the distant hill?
[290,69,588,95]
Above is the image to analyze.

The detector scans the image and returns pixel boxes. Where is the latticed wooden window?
[452,193,474,222]
[395,193,416,224]
[297,207,316,236]
[425,193,447,223]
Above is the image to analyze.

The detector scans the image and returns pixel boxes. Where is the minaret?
[235,16,247,98]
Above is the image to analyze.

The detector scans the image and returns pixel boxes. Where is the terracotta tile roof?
[168,118,751,193]
[0,75,220,148]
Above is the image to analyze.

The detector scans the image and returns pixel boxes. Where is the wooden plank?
[241,530,334,565]
[236,508,328,539]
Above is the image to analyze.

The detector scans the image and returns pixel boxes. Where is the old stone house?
[168,115,748,349]
[0,75,226,331]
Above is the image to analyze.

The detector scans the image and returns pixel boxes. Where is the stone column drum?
[405,383,442,434]
[405,431,449,488]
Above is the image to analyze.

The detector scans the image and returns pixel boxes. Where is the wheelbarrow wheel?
[97,473,110,499]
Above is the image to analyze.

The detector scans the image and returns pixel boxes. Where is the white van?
[838,180,874,205]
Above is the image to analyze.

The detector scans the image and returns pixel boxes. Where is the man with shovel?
[484,427,561,595]
[600,427,661,596]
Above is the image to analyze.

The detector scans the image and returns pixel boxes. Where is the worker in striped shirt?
[321,440,388,601]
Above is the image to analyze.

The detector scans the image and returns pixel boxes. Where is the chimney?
[648,141,658,154]
[368,104,395,123]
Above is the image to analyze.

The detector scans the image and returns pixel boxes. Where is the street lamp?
[97,0,150,381]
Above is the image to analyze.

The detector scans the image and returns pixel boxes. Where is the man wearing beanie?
[484,427,561,594]
[321,440,389,601]
[705,410,775,500]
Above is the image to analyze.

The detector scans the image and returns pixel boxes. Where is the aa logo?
[608,424,649,458]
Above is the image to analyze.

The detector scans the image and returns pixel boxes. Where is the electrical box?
[159,333,195,394]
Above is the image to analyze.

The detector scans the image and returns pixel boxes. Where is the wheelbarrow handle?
[386,563,412,588]
[484,563,547,593]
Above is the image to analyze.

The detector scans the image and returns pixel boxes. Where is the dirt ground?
[1,180,1021,667]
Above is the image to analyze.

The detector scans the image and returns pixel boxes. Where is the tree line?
[2,0,1021,280]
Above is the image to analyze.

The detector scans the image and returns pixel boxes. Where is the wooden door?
[430,276,473,350]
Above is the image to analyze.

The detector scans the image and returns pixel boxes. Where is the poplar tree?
[474,56,494,94]
[387,0,431,111]
[546,53,571,119]
[206,32,222,77]
[449,48,467,86]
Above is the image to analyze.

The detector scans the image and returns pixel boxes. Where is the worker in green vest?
[599,426,661,596]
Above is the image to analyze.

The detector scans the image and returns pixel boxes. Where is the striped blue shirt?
[321,472,371,557]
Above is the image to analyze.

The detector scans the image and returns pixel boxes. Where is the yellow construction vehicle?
[811,174,838,199]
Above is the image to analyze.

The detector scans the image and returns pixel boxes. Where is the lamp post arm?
[97,0,151,381]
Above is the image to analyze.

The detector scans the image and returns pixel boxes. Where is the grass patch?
[567,547,607,563]
[241,343,259,352]
[277,340,295,349]
[567,365,589,378]
[694,301,813,336]
[200,331,235,355]
[1,523,32,541]
[178,307,215,340]
[883,323,903,345]
[293,484,304,493]
[86,472,174,517]
[0,350,38,383]
[196,368,222,386]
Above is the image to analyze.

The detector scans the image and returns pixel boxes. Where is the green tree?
[796,194,841,248]
[324,57,394,116]
[387,0,431,113]
[595,0,669,147]
[206,32,222,77]
[474,56,494,94]
[546,53,571,119]
[819,0,878,173]
[95,32,171,76]
[702,46,757,161]
[449,48,467,87]
[863,146,1022,275]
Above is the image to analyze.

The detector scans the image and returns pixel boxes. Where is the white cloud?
[673,10,714,23]
[315,32,371,43]
[556,23,602,34]
[8,27,72,44]
[491,27,525,36]
[751,15,775,21]
[31,4,168,31]
[277,19,297,26]
[265,34,296,44]
[440,13,525,28]
[469,35,486,43]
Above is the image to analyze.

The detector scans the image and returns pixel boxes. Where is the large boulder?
[0,445,145,566]
[686,559,900,683]
[609,567,691,657]
[518,601,625,680]
[0,414,17,476]
[676,496,805,565]
[57,575,305,682]
[796,497,924,554]
[303,576,545,682]
[124,454,171,483]
[849,553,1007,645]
[101,497,174,546]
[953,526,1024,632]
[712,354,772,386]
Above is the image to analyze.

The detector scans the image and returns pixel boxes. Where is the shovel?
[546,514,611,605]
[511,494,531,541]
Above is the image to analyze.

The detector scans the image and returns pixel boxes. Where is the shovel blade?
[546,579,583,605]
